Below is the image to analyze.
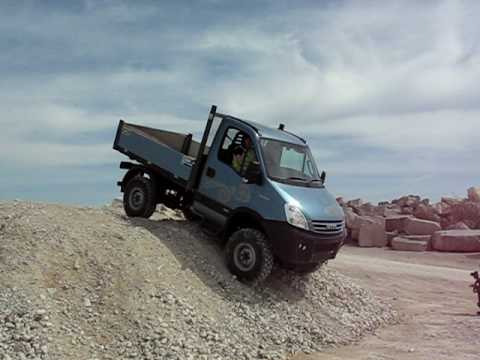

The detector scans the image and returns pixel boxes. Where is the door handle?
[206,167,216,178]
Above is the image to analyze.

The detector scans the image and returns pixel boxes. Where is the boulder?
[403,234,432,250]
[403,234,432,241]
[413,203,440,223]
[346,199,363,214]
[404,218,441,236]
[420,198,430,206]
[343,207,359,231]
[432,230,480,252]
[350,215,384,242]
[467,187,480,202]
[391,237,428,252]
[358,217,387,247]
[448,202,480,229]
[401,206,414,215]
[385,215,411,232]
[386,231,398,246]
[446,222,470,230]
[434,202,451,216]
[441,197,462,206]
[397,195,421,208]
[383,207,402,217]
[357,202,377,216]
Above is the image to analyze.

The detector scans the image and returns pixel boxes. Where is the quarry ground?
[295,245,480,360]
[1,200,478,359]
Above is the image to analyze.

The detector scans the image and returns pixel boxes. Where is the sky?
[1,0,480,206]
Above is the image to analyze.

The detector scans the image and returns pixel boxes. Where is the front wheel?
[123,177,157,218]
[225,228,273,284]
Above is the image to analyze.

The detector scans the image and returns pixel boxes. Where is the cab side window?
[218,127,255,175]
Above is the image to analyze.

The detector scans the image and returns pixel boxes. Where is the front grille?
[310,220,344,236]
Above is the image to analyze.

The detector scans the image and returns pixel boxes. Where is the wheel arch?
[223,208,267,242]
[121,165,157,192]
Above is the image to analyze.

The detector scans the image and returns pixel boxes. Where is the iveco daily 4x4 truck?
[113,106,345,282]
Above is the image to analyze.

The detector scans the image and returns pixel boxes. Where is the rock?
[403,235,432,250]
[386,231,398,246]
[403,234,432,241]
[343,207,359,231]
[357,203,376,216]
[385,215,411,233]
[420,198,430,206]
[401,206,414,215]
[84,298,92,307]
[434,202,451,216]
[432,230,480,252]
[336,197,345,206]
[397,195,420,208]
[391,237,428,252]
[441,197,462,206]
[446,222,470,230]
[73,259,80,270]
[34,309,47,321]
[358,217,387,247]
[413,203,440,223]
[383,207,402,217]
[346,198,363,209]
[467,187,480,202]
[404,218,441,236]
[448,202,480,229]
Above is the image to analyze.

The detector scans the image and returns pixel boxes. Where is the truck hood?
[272,181,344,221]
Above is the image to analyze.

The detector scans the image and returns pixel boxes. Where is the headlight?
[284,203,309,230]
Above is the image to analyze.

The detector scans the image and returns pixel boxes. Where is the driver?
[232,146,245,172]
[241,136,256,171]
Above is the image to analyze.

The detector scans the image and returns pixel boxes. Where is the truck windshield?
[259,138,321,185]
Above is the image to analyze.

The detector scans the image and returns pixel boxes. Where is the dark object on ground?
[470,268,480,315]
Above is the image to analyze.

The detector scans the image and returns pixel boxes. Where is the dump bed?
[113,120,201,185]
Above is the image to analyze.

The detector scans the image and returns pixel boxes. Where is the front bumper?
[263,220,345,265]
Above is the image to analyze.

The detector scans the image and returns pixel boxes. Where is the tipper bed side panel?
[116,125,192,182]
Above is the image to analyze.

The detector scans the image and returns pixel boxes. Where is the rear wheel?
[225,228,273,284]
[123,177,157,218]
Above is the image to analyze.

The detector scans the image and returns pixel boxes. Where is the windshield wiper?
[286,177,308,182]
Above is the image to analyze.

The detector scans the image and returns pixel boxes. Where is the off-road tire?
[123,177,157,218]
[225,228,273,284]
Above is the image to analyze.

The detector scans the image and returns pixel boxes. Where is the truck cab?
[113,106,345,283]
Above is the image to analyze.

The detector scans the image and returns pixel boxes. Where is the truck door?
[194,126,258,226]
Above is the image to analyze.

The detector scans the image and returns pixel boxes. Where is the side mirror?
[243,161,262,184]
[320,171,326,184]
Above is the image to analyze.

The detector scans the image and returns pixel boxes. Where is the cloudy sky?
[1,0,479,205]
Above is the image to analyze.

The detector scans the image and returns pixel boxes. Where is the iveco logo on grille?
[326,224,338,230]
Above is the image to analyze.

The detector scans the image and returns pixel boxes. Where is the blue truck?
[113,106,345,283]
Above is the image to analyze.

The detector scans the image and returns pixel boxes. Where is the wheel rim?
[129,187,145,211]
[233,243,256,272]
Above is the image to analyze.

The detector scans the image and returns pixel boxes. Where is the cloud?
[1,0,479,203]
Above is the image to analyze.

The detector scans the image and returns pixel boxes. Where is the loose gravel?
[0,200,397,359]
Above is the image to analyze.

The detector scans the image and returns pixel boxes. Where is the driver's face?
[244,137,251,148]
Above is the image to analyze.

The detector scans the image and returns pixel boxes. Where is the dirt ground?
[294,245,480,360]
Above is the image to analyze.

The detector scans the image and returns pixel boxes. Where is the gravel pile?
[0,200,397,359]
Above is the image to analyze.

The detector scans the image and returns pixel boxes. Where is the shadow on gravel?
[116,213,310,305]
